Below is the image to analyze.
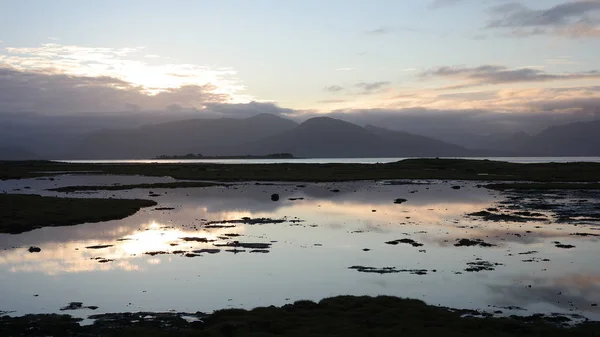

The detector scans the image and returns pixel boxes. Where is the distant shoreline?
[154,153,296,160]
[4,158,600,182]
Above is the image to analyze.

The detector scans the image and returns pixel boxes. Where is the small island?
[155,153,296,160]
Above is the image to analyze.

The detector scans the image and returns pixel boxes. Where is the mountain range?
[1,114,599,160]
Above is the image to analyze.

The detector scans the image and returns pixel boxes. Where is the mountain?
[0,146,37,160]
[68,114,298,159]
[517,120,600,156]
[476,120,600,156]
[62,115,600,159]
[238,117,473,157]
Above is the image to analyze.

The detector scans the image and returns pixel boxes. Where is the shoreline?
[3,158,600,181]
[2,295,599,336]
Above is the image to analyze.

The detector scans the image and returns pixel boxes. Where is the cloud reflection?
[0,221,242,275]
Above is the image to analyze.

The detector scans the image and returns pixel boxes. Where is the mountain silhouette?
[69,114,298,159]
[0,146,38,160]
[239,117,473,157]
[486,120,600,156]
[29,114,600,159]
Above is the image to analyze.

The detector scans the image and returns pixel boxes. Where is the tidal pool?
[1,175,599,320]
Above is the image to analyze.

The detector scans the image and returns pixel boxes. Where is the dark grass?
[2,159,600,182]
[49,181,221,192]
[2,295,600,337]
[0,194,157,234]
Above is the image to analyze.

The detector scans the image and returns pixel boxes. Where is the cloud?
[420,65,600,88]
[203,101,296,117]
[324,85,345,93]
[0,66,228,113]
[488,273,600,314]
[486,1,600,38]
[365,26,418,35]
[0,42,250,100]
[365,27,393,35]
[355,81,391,94]
[317,99,348,104]
[336,67,355,71]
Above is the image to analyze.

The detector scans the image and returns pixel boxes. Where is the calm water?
[1,175,599,320]
[59,157,600,164]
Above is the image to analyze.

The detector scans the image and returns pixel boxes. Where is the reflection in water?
[0,221,242,275]
[488,273,600,315]
[0,177,600,321]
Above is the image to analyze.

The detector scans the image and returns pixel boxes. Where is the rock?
[28,246,41,253]
[271,194,280,201]
[464,260,503,272]
[349,266,428,275]
[60,302,98,311]
[193,249,220,254]
[180,237,211,242]
[454,238,495,247]
[452,186,461,190]
[85,245,113,249]
[386,239,424,247]
[144,251,168,256]
[555,243,576,249]
[215,242,271,249]
[394,198,408,204]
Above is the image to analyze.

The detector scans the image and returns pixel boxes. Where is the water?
[1,175,599,320]
[58,157,600,165]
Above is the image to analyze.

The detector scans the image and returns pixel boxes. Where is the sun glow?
[0,220,243,275]
[1,43,253,104]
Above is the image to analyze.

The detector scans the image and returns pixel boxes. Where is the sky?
[0,0,599,133]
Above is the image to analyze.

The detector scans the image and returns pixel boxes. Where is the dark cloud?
[486,1,600,38]
[420,65,600,87]
[324,85,344,93]
[0,66,228,114]
[355,81,391,94]
[488,1,600,28]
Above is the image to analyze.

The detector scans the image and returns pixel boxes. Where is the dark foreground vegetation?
[2,158,600,182]
[0,194,156,234]
[2,296,599,337]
